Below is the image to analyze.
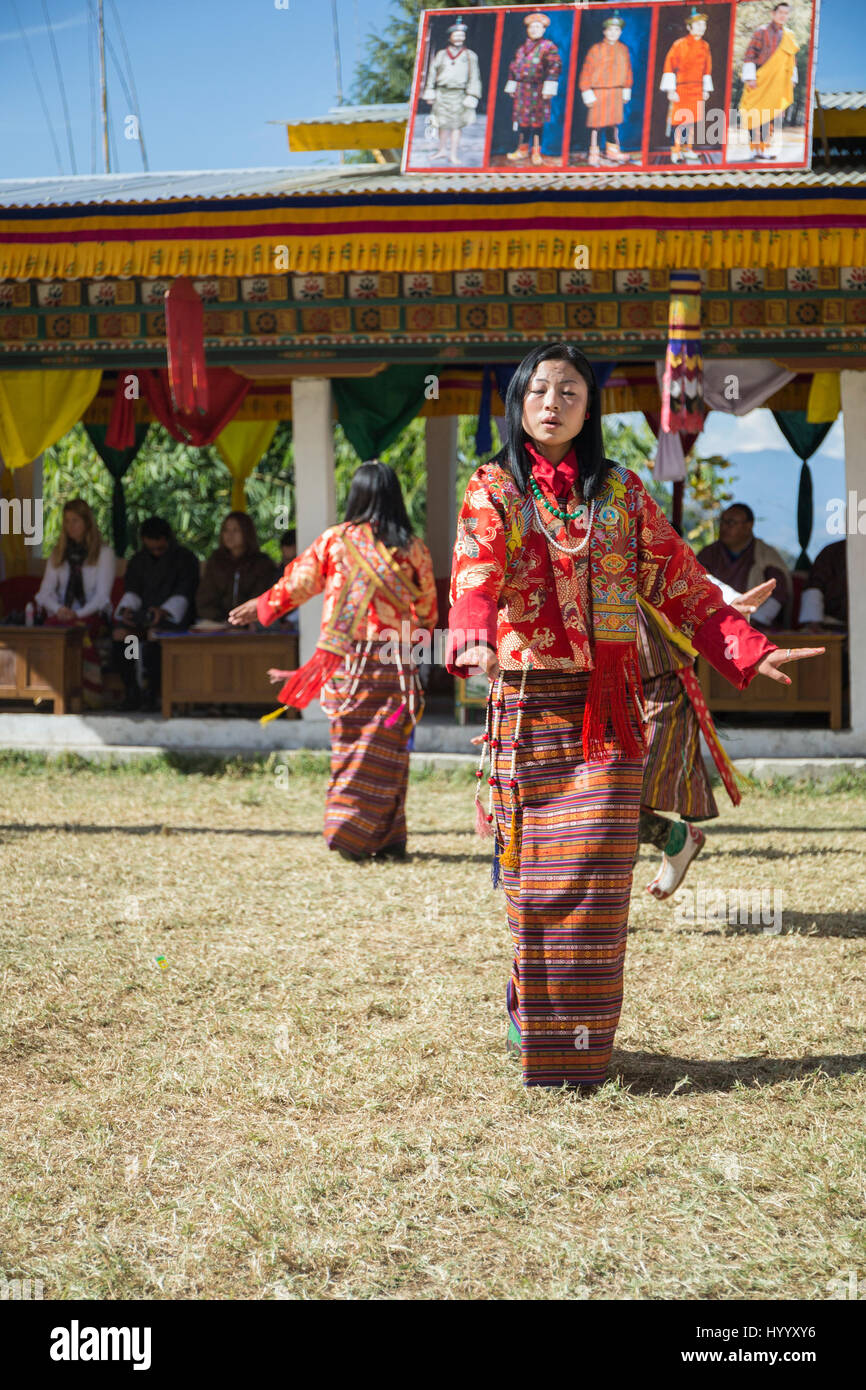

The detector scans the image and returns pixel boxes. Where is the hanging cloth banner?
[85,418,150,557]
[215,419,278,511]
[772,410,834,572]
[333,365,432,460]
[651,360,797,481]
[644,410,701,484]
[0,369,102,469]
[806,372,841,425]
[661,270,704,435]
[165,277,208,417]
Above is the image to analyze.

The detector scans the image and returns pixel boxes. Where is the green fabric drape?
[333,366,431,461]
[771,411,834,572]
[86,423,149,556]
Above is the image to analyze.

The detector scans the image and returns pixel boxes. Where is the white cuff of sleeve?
[660,71,676,93]
[422,90,435,103]
[743,62,757,82]
[504,80,517,94]
[160,595,188,626]
[622,88,631,101]
[703,75,714,94]
[753,596,782,624]
[797,588,824,625]
[542,81,558,97]
[463,95,478,108]
[115,592,141,617]
[709,576,742,607]
[581,89,596,105]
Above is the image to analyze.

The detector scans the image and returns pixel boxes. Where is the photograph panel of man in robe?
[404,10,496,171]
[422,21,482,165]
[649,3,732,168]
[661,8,713,163]
[728,0,814,164]
[503,11,564,166]
[568,6,652,170]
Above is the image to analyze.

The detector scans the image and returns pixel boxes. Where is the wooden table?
[695,630,846,731]
[0,626,84,714]
[159,630,300,719]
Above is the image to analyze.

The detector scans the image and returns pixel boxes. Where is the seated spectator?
[697,503,791,630]
[196,512,277,625]
[112,517,199,712]
[36,498,115,622]
[280,529,297,567]
[798,539,847,629]
[36,498,116,706]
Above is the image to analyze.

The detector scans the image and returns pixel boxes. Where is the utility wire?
[104,28,148,170]
[10,0,64,173]
[107,0,149,170]
[41,0,78,174]
[87,0,97,174]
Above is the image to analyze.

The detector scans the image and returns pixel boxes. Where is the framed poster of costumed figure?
[648,2,734,168]
[401,1,820,176]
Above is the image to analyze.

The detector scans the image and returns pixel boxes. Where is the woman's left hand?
[267,668,291,686]
[731,578,776,618]
[757,645,825,686]
[56,605,76,623]
[228,599,259,626]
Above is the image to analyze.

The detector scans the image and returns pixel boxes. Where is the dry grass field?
[0,754,864,1301]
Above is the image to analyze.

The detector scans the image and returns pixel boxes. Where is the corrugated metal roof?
[1,160,865,210]
[285,103,410,127]
[817,91,866,110]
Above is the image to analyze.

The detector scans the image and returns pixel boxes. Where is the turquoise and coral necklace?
[529,473,588,523]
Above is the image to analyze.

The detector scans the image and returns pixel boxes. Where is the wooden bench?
[0,626,85,714]
[695,630,846,731]
[158,630,300,719]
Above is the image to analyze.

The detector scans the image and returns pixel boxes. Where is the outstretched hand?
[730,577,776,618]
[757,645,825,686]
[228,599,259,626]
[456,645,500,681]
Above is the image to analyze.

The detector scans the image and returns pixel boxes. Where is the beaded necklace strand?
[529,473,588,522]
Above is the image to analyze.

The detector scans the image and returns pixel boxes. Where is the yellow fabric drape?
[0,466,27,579]
[0,370,102,469]
[806,371,841,424]
[215,419,277,511]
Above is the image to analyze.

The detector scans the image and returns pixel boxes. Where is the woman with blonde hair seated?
[36,498,115,704]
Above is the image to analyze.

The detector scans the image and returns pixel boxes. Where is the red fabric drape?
[165,276,207,417]
[105,368,249,450]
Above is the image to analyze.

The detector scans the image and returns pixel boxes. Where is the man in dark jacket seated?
[112,517,199,712]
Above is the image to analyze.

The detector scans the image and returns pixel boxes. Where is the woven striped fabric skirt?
[319,652,412,857]
[491,671,644,1089]
[640,670,718,821]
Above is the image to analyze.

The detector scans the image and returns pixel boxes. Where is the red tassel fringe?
[277,649,343,709]
[165,278,208,417]
[583,643,646,762]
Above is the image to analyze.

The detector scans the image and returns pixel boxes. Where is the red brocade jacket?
[447,462,775,688]
[257,524,438,636]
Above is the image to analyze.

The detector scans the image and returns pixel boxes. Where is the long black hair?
[344,460,413,550]
[499,343,612,502]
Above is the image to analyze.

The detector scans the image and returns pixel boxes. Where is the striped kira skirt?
[319,652,412,857]
[491,671,645,1089]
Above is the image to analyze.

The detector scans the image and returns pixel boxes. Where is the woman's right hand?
[456,645,500,681]
[228,599,259,626]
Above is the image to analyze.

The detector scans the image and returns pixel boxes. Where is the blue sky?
[1,0,857,559]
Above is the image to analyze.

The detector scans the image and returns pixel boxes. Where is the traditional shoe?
[336,846,368,863]
[588,149,602,167]
[606,144,628,163]
[646,823,705,901]
[506,1019,521,1060]
[531,146,543,166]
[506,143,530,163]
[682,147,701,162]
[670,147,682,164]
[376,842,407,861]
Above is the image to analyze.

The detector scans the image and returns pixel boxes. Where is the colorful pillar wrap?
[165,277,207,418]
[661,270,704,435]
